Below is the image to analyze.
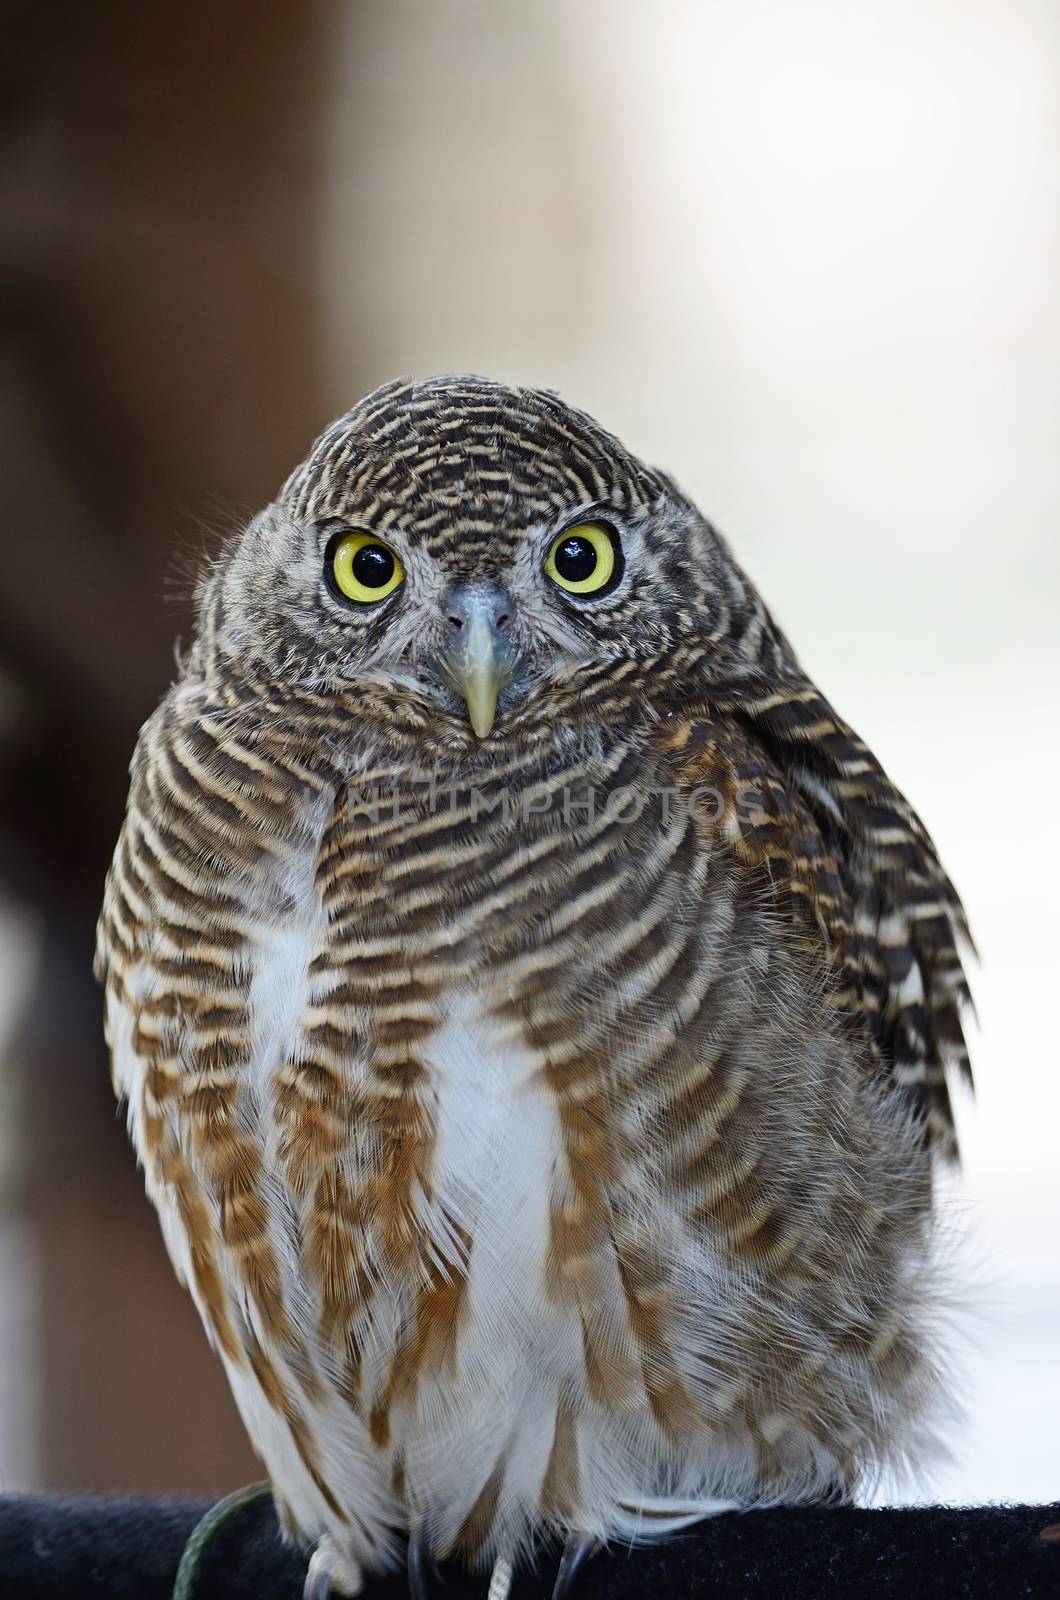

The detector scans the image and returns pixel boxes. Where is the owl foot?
[402,1532,593,1600]
[303,1536,364,1599]
[551,1532,599,1600]
[486,1554,513,1600]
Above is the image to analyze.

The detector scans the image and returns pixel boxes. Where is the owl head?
[197,376,779,743]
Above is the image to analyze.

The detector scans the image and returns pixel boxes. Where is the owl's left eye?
[544,522,621,596]
[329,532,405,604]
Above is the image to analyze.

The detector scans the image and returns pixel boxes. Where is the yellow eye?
[330,532,405,604]
[544,522,618,595]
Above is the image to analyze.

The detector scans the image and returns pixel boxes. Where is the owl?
[96,377,972,1600]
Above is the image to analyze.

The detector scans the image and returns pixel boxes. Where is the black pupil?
[352,543,395,588]
[555,535,598,583]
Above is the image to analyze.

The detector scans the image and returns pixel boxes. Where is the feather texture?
[97,376,971,1587]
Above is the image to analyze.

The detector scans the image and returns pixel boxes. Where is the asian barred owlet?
[96,376,972,1599]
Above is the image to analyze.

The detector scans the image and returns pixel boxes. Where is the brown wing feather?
[659,675,973,1156]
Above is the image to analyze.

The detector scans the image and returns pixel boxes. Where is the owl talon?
[303,1537,363,1599]
[551,1532,599,1600]
[408,1530,445,1600]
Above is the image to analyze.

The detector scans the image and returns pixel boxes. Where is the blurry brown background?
[1,0,1057,1503]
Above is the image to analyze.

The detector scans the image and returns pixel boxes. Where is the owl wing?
[94,698,294,1370]
[658,674,973,1155]
[97,695,421,1550]
[94,689,357,1386]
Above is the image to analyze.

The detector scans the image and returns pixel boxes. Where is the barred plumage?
[97,376,972,1596]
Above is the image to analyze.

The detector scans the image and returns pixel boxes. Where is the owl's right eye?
[328,532,405,604]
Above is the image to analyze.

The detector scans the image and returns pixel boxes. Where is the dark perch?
[0,1495,1057,1598]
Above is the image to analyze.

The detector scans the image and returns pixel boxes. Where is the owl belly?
[422,987,563,1384]
[377,985,586,1557]
[352,976,742,1563]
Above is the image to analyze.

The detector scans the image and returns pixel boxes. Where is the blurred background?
[1,0,1056,1506]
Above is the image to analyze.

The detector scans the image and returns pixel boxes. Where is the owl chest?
[318,746,692,979]
[272,760,699,1286]
[303,768,697,1112]
[305,772,643,1114]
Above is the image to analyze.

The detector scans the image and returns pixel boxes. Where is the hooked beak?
[440,585,518,738]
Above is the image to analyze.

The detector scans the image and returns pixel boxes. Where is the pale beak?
[440,585,518,739]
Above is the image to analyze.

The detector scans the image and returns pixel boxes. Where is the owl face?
[206,377,737,739]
